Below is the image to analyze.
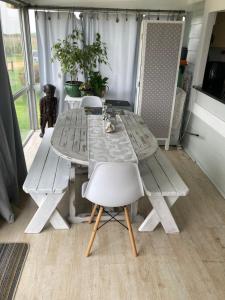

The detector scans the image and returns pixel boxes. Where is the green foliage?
[52,30,83,81]
[51,30,108,81]
[3,34,23,56]
[89,71,108,97]
[81,33,108,78]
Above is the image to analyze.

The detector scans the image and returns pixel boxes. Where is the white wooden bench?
[138,149,189,234]
[23,128,72,234]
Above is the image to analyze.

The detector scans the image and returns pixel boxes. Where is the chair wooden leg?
[124,206,138,257]
[89,204,98,224]
[85,206,104,257]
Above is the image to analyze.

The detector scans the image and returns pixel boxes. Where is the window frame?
[1,5,39,145]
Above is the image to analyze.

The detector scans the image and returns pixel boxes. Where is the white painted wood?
[53,158,71,193]
[51,108,158,165]
[23,128,71,233]
[28,193,70,231]
[146,195,179,234]
[23,129,53,193]
[145,156,176,196]
[138,160,161,196]
[139,196,178,232]
[68,165,76,223]
[155,150,189,196]
[139,149,189,233]
[25,193,68,234]
[23,128,71,194]
[64,95,82,110]
[192,102,225,139]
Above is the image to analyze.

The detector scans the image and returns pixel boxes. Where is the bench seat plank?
[23,129,52,193]
[139,149,188,197]
[38,148,60,193]
[145,155,177,196]
[155,150,189,196]
[53,157,71,193]
[138,160,161,196]
[23,128,71,194]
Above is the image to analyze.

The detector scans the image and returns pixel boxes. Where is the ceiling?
[25,0,204,10]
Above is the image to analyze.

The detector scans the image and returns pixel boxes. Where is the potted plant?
[89,71,109,97]
[52,30,83,97]
[52,30,109,98]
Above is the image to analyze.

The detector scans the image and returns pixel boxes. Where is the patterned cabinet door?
[138,21,184,142]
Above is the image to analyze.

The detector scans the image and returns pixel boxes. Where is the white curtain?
[36,11,141,107]
[35,11,83,113]
[83,13,140,104]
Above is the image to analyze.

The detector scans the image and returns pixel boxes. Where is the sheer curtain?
[36,11,82,113]
[0,22,27,223]
[83,13,140,104]
[36,11,141,107]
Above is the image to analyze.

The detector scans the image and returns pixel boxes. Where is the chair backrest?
[83,162,144,207]
[80,96,102,108]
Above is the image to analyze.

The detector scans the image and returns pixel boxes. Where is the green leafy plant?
[81,33,108,78]
[52,30,83,82]
[89,71,109,97]
[52,30,108,81]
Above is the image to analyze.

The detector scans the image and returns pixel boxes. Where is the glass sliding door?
[0,2,32,143]
[29,9,41,126]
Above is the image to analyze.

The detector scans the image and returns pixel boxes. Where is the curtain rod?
[28,5,186,14]
[3,0,29,6]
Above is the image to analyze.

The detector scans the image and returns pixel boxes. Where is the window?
[14,93,30,141]
[29,9,41,126]
[202,12,225,104]
[0,3,26,94]
[0,2,32,142]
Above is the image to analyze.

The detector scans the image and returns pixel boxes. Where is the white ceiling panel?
[26,0,204,10]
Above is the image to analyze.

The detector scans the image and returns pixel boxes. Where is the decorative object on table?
[39,84,57,137]
[105,120,116,133]
[102,103,113,120]
[89,71,109,97]
[0,243,29,300]
[79,82,92,96]
[52,30,108,97]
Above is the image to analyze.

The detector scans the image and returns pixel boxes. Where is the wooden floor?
[1,131,225,300]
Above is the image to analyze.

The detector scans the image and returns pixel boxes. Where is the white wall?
[186,2,204,72]
[184,0,225,199]
[28,0,204,10]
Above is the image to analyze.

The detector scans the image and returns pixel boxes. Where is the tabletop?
[51,108,158,165]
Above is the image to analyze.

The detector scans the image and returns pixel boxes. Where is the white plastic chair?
[82,162,144,257]
[80,96,102,108]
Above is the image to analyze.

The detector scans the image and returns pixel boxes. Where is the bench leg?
[25,193,69,234]
[131,201,138,222]
[139,196,179,234]
[68,165,76,222]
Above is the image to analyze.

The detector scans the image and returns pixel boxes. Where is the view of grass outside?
[14,94,30,141]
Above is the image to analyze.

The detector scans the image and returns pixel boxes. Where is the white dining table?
[51,108,158,223]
